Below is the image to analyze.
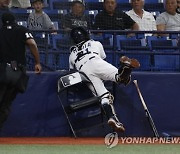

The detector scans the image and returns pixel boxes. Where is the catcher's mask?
[70,27,90,44]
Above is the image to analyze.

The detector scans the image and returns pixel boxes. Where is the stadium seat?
[147,36,180,71]
[32,32,51,52]
[116,35,151,71]
[116,0,130,3]
[116,35,149,51]
[144,0,164,12]
[49,0,70,10]
[91,33,114,64]
[57,71,107,137]
[51,34,71,51]
[52,21,59,30]
[85,10,98,24]
[11,8,31,21]
[56,52,70,70]
[116,0,131,11]
[91,33,113,49]
[85,0,103,10]
[17,21,27,27]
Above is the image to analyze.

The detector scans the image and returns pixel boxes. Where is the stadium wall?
[0,71,180,137]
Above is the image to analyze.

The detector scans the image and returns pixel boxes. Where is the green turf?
[0,144,179,154]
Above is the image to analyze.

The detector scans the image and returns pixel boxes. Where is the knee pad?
[100,92,114,105]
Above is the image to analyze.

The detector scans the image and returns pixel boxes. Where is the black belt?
[79,56,95,70]
[0,62,25,71]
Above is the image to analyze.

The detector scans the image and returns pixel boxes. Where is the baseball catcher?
[69,27,140,132]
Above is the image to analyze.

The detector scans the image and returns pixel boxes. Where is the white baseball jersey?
[69,39,118,97]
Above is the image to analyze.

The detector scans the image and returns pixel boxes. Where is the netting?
[8,0,180,72]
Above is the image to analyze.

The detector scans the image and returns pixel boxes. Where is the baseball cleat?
[108,117,125,132]
[120,56,140,68]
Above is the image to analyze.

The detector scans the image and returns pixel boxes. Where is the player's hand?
[34,63,42,74]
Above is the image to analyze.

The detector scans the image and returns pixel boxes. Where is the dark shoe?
[120,56,140,68]
[108,117,125,132]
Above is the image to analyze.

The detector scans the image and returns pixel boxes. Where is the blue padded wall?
[0,71,180,137]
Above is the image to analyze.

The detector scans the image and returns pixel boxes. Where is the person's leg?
[88,56,140,86]
[0,84,8,129]
[0,86,18,129]
[0,84,7,104]
[84,74,125,132]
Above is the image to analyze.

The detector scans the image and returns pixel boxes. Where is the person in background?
[0,0,10,8]
[176,0,180,13]
[0,12,42,130]
[9,0,31,8]
[0,0,10,27]
[62,0,92,31]
[156,0,180,31]
[93,0,139,30]
[27,0,55,31]
[126,0,157,32]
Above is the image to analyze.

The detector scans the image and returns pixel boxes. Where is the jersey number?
[25,33,33,39]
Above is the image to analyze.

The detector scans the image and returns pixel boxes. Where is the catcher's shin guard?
[116,56,140,86]
[102,103,125,132]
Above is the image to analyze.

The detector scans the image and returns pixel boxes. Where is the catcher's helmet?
[70,27,90,44]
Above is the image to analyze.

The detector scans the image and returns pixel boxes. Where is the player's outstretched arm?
[26,39,42,73]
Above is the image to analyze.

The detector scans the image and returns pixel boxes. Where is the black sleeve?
[122,12,136,29]
[19,26,34,42]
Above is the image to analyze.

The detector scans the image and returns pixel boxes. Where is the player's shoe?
[117,56,140,86]
[108,116,125,132]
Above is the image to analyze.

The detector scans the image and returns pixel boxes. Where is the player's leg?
[116,56,140,86]
[101,92,125,132]
[0,86,18,129]
[85,75,125,132]
[88,56,140,86]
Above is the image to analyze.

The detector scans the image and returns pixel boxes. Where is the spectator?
[0,0,10,7]
[126,0,157,31]
[0,0,10,27]
[93,0,139,30]
[27,0,55,31]
[176,0,180,13]
[62,0,92,31]
[9,0,31,8]
[156,0,180,31]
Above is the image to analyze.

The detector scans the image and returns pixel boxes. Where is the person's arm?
[132,23,139,30]
[27,13,33,29]
[128,23,139,37]
[26,39,42,73]
[156,13,167,36]
[157,24,166,31]
[43,13,56,31]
